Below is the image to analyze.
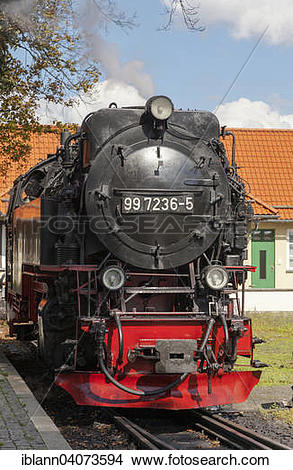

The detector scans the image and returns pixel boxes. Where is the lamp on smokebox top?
[101,266,125,291]
[146,96,174,121]
[205,266,229,290]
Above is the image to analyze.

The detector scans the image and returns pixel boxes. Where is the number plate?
[122,195,194,213]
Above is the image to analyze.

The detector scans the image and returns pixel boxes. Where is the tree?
[0,0,202,173]
[0,0,135,173]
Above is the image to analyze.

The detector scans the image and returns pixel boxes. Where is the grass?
[261,406,293,425]
[236,312,293,387]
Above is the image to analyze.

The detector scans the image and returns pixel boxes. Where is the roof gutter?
[253,215,279,219]
[255,218,293,223]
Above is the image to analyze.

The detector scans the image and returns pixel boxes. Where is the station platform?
[0,350,70,450]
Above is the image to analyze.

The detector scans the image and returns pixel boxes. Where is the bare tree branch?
[160,0,205,32]
[91,0,137,30]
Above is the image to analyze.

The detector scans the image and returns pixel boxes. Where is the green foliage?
[0,0,101,170]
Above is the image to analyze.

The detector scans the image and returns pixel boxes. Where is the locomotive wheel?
[15,324,35,341]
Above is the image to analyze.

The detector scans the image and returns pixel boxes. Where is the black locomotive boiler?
[6,96,261,409]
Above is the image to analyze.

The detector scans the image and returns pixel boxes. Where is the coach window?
[287,230,293,271]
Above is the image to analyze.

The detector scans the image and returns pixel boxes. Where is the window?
[263,230,275,241]
[287,230,293,270]
[252,229,274,242]
[252,230,262,241]
[259,250,267,279]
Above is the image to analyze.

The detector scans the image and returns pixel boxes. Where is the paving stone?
[0,365,47,450]
[0,350,70,450]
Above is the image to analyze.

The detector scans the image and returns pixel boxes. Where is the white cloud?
[201,0,293,44]
[162,0,293,44]
[215,98,293,128]
[38,79,146,124]
[39,93,293,130]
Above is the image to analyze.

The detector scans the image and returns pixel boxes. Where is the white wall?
[244,289,293,312]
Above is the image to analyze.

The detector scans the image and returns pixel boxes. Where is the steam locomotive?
[6,96,261,409]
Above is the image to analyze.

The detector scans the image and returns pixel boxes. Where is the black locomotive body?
[6,96,261,409]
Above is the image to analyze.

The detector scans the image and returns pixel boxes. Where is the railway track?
[106,409,291,450]
[2,340,292,450]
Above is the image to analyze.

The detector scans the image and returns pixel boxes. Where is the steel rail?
[192,421,244,450]
[193,411,291,450]
[106,408,291,451]
[104,409,174,450]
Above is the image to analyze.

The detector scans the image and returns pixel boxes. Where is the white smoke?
[0,0,36,15]
[37,0,155,124]
[78,0,154,98]
[84,33,155,98]
[215,98,293,128]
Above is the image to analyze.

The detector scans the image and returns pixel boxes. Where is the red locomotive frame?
[7,261,260,409]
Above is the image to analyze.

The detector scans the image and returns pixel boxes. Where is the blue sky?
[40,0,293,128]
[105,1,292,112]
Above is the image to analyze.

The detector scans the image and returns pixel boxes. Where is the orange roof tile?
[223,128,293,220]
[246,194,278,217]
[0,131,60,214]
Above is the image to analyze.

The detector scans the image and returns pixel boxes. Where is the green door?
[251,229,275,288]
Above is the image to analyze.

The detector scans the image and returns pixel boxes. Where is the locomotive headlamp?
[205,266,228,291]
[146,96,174,121]
[101,266,125,290]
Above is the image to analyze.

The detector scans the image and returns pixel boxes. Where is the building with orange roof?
[223,128,293,311]
[1,126,293,311]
